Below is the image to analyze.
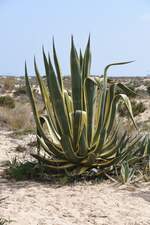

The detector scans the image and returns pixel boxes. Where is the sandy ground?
[0,130,150,225]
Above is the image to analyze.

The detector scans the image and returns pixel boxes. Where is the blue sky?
[0,0,150,76]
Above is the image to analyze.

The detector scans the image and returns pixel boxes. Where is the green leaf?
[71,110,87,149]
[85,77,97,146]
[115,94,137,129]
[61,134,84,163]
[53,38,64,92]
[25,63,65,158]
[82,36,91,83]
[70,37,82,111]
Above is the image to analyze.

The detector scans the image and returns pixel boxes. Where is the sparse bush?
[0,96,15,108]
[3,77,15,91]
[13,85,26,97]
[6,159,38,181]
[0,103,35,131]
[144,79,150,87]
[130,79,142,88]
[8,104,34,130]
[147,86,150,95]
[0,218,10,225]
[15,145,27,152]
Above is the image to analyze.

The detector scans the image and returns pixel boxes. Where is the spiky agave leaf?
[120,162,135,184]
[71,37,83,112]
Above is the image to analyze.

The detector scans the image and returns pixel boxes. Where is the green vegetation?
[0,96,15,108]
[0,218,11,225]
[120,162,135,184]
[116,83,136,97]
[147,86,150,95]
[0,102,35,131]
[24,38,149,182]
[3,77,15,91]
[14,85,26,96]
[118,100,146,117]
[6,159,38,181]
[142,135,150,180]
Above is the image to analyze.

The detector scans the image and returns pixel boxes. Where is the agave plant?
[120,161,135,184]
[142,135,150,179]
[25,37,141,176]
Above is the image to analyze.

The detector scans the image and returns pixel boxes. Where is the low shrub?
[147,86,150,95]
[0,103,35,131]
[0,218,11,225]
[0,96,15,108]
[15,145,27,152]
[3,77,15,91]
[13,86,26,97]
[6,159,38,181]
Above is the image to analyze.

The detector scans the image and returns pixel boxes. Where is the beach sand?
[0,130,150,225]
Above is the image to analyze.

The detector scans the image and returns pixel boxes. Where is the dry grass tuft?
[3,77,15,92]
[0,96,15,108]
[0,103,35,131]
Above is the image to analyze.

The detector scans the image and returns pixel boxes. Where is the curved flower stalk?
[25,37,141,176]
